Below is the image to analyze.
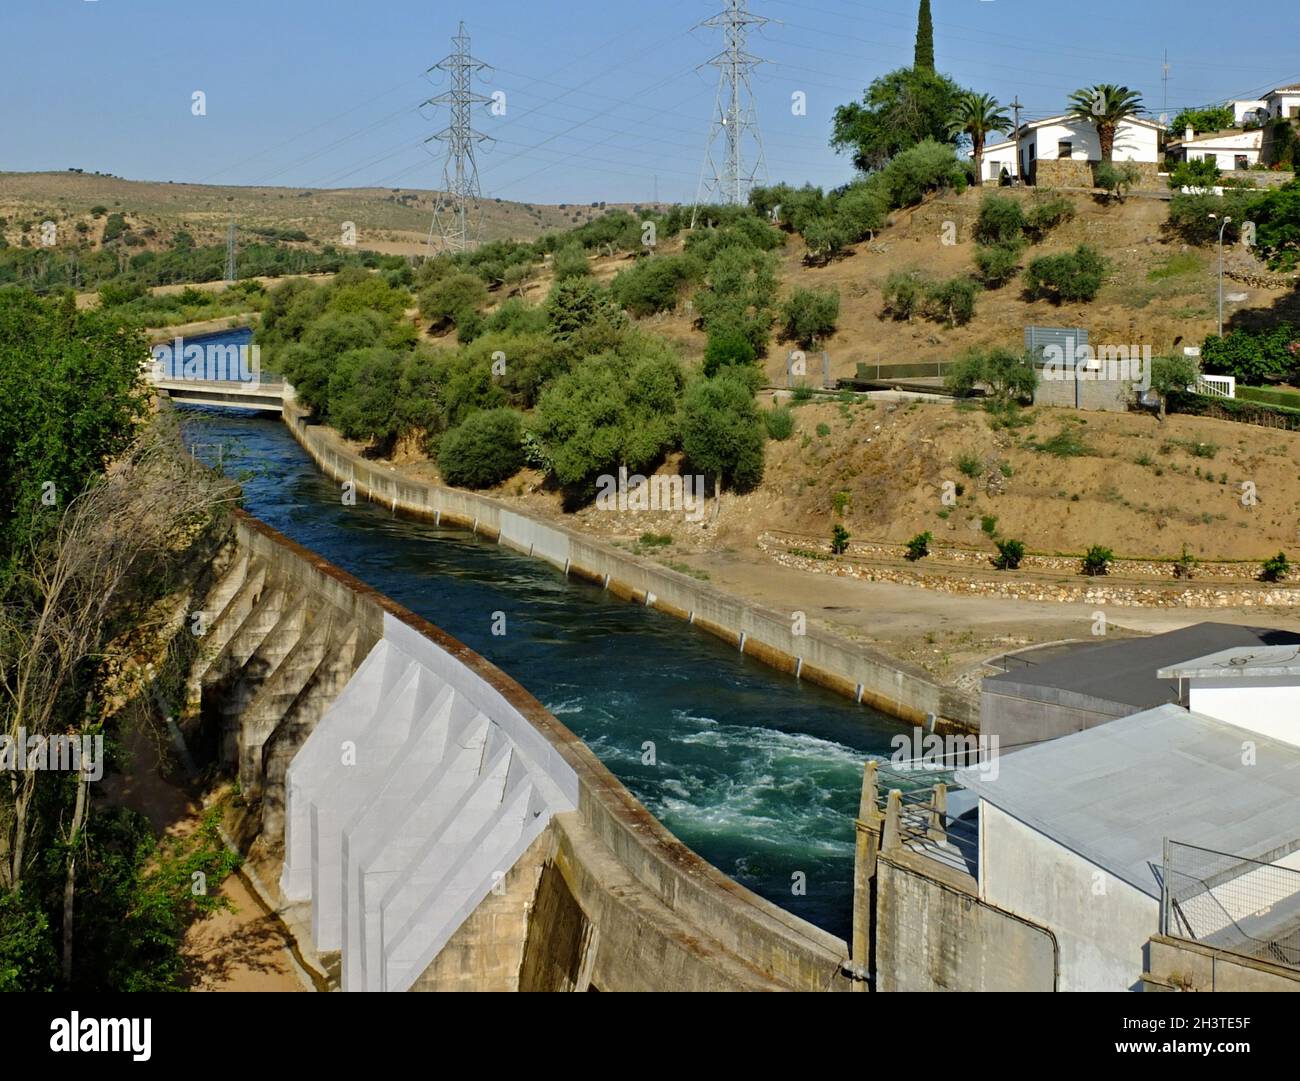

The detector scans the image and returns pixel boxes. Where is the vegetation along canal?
[181,334,912,940]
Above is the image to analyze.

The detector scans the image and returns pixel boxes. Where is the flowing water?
[179,330,912,941]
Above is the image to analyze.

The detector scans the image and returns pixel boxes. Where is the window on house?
[1235,154,1249,170]
[1290,105,1300,119]
[1057,140,1073,159]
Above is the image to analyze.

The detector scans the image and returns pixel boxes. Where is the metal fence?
[1162,839,1300,968]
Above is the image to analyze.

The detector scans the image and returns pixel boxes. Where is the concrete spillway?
[194,511,851,990]
[282,616,577,992]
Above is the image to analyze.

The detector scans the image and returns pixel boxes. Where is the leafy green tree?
[1148,354,1200,417]
[831,68,970,171]
[994,539,1025,570]
[535,348,684,491]
[1251,179,1300,271]
[1168,105,1235,139]
[327,346,403,446]
[1067,84,1145,162]
[831,523,851,555]
[925,276,977,327]
[0,291,147,558]
[438,409,525,488]
[879,139,968,207]
[680,371,766,492]
[1082,545,1115,576]
[544,277,627,345]
[418,272,488,328]
[780,287,840,347]
[914,0,934,72]
[949,93,1010,185]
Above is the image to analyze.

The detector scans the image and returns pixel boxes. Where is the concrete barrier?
[280,402,978,733]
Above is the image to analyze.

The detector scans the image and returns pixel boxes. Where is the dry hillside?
[0,170,667,255]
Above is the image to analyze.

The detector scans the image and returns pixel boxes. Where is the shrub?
[816,422,831,437]
[994,539,1024,570]
[484,298,548,335]
[880,140,967,207]
[832,490,850,517]
[551,244,591,280]
[925,276,977,326]
[831,523,851,555]
[680,370,766,492]
[1168,158,1221,191]
[1023,195,1075,240]
[438,408,525,488]
[1094,161,1141,203]
[1081,545,1114,576]
[763,405,794,440]
[703,322,758,376]
[780,287,840,347]
[1201,322,1299,384]
[974,242,1023,287]
[957,452,982,478]
[973,195,1026,246]
[980,514,998,536]
[882,271,927,321]
[1261,551,1291,582]
[1024,245,1106,303]
[610,253,702,316]
[834,181,889,240]
[544,277,627,343]
[1174,544,1197,580]
[905,532,932,561]
[1166,191,1258,245]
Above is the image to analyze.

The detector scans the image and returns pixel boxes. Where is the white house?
[1234,98,1268,126]
[1231,85,1300,126]
[1168,126,1264,169]
[956,643,1300,992]
[1262,83,1300,122]
[980,113,1162,185]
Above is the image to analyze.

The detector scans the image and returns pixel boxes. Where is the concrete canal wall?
[280,402,978,733]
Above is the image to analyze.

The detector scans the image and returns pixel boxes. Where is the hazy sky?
[3,0,1295,204]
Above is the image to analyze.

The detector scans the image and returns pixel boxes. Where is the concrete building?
[981,114,1163,187]
[958,692,1300,991]
[1167,127,1264,170]
[981,622,1300,750]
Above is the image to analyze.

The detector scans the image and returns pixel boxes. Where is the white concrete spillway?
[280,613,577,992]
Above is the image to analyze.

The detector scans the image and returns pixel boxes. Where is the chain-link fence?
[1162,839,1300,968]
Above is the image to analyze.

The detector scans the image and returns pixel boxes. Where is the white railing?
[1195,374,1236,399]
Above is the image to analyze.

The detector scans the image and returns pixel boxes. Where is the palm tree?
[949,93,1011,185]
[1067,84,1145,162]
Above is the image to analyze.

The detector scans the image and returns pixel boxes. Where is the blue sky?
[3,0,1296,204]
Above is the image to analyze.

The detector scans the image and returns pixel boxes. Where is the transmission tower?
[224,221,237,282]
[693,0,770,215]
[424,22,493,254]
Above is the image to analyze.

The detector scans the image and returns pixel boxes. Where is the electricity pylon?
[693,0,770,217]
[424,22,493,254]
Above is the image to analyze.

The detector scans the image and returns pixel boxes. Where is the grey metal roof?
[985,622,1300,713]
[1158,644,1300,681]
[956,703,1300,899]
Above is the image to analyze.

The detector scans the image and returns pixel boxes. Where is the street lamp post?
[1209,213,1233,336]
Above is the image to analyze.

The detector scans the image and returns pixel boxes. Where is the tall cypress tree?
[914,0,935,72]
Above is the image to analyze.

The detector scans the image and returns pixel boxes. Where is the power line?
[424,21,493,253]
